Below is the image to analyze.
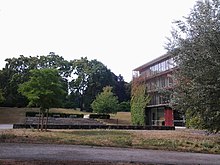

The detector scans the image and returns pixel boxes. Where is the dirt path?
[0,143,219,165]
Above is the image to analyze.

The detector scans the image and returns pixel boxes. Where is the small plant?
[201,141,215,149]
[0,133,17,140]
[112,136,132,147]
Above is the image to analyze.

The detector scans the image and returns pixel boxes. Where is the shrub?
[88,114,110,119]
[25,112,84,118]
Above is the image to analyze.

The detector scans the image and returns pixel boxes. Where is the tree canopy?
[18,68,65,109]
[166,0,220,132]
[0,89,4,103]
[0,53,130,112]
[91,86,119,114]
[18,68,66,130]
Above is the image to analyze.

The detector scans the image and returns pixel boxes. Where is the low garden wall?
[13,124,175,130]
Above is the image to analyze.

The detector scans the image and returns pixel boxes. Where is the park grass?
[0,107,131,125]
[0,107,89,124]
[0,128,219,154]
[99,112,131,125]
[0,107,27,124]
[111,112,131,125]
[0,107,219,154]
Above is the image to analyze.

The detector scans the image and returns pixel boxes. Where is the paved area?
[0,124,13,129]
[0,143,219,165]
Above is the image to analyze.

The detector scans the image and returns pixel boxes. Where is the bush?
[118,101,130,112]
[26,111,38,117]
[185,110,205,129]
[25,112,84,118]
[88,114,110,119]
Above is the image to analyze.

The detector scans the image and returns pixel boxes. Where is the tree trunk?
[45,109,49,131]
[41,112,44,131]
[37,110,41,130]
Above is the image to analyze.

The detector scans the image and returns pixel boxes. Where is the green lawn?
[0,107,131,124]
[0,107,88,124]
[0,107,219,154]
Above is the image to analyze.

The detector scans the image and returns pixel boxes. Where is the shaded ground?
[1,143,220,165]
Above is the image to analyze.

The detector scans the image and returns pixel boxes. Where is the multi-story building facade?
[132,54,184,126]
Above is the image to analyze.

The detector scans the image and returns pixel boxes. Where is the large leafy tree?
[166,0,220,132]
[1,52,70,107]
[84,59,118,111]
[69,58,130,111]
[69,57,91,110]
[0,53,130,111]
[91,86,119,114]
[18,68,66,130]
[114,74,131,102]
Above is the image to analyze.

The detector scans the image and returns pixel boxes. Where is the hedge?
[25,112,84,118]
[88,114,110,119]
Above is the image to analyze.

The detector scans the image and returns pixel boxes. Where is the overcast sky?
[0,0,197,82]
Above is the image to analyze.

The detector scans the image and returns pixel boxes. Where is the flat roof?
[133,53,171,72]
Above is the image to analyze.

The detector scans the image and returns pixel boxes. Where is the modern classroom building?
[132,54,184,126]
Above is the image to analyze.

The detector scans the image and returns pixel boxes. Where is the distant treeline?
[0,52,131,111]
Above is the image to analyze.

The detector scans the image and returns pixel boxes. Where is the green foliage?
[69,58,130,111]
[25,112,84,118]
[18,69,65,110]
[0,53,130,110]
[166,0,220,132]
[1,52,70,107]
[118,101,130,112]
[91,86,119,114]
[185,110,205,129]
[18,68,66,130]
[130,78,150,125]
[0,89,5,103]
[88,114,110,119]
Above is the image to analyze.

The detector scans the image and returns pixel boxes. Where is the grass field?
[0,107,219,154]
[0,107,131,124]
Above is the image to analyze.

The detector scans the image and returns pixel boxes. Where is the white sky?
[0,0,197,82]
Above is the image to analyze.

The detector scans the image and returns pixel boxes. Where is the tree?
[113,74,131,103]
[130,77,150,125]
[1,53,130,110]
[83,59,118,111]
[69,58,129,111]
[18,68,66,131]
[166,0,220,132]
[91,86,119,114]
[1,52,70,107]
[0,89,4,103]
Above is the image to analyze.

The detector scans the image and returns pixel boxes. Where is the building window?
[151,107,165,126]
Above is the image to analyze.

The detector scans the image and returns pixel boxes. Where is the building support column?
[164,108,173,126]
